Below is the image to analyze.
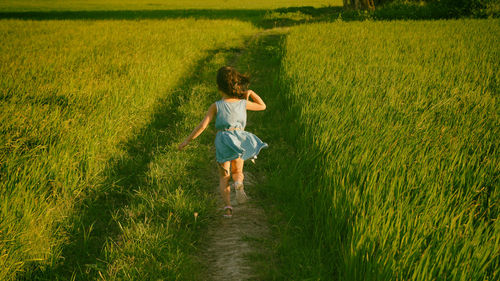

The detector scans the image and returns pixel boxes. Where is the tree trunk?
[344,0,375,10]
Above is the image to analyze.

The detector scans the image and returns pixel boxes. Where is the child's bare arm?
[178,103,217,150]
[246,90,266,111]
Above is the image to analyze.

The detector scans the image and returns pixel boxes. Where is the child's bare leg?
[231,158,247,204]
[230,158,244,183]
[218,161,231,212]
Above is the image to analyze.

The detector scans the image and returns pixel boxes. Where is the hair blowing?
[217,66,250,99]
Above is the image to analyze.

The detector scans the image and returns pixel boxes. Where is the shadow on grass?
[231,31,290,280]
[0,9,266,21]
[229,29,337,280]
[0,7,341,28]
[237,27,387,280]
[20,46,237,280]
[1,4,490,29]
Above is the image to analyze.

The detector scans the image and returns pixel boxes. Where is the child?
[178,66,267,218]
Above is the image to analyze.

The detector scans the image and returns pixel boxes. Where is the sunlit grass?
[0,18,257,280]
[272,19,499,280]
[1,0,498,279]
[0,0,343,12]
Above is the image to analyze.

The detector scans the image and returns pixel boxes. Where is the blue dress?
[214,99,268,163]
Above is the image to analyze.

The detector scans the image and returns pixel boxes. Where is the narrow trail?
[198,28,284,281]
[201,171,271,280]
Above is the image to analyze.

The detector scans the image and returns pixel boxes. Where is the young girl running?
[178,66,267,218]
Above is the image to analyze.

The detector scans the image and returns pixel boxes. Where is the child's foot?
[234,182,248,204]
[223,206,233,218]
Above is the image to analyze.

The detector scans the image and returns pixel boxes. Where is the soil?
[200,171,271,280]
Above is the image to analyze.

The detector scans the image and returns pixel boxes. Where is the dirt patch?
[200,171,271,280]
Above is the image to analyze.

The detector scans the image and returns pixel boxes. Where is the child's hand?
[178,140,189,151]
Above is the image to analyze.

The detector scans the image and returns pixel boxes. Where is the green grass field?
[0,0,342,11]
[266,19,499,280]
[0,17,259,280]
[1,0,499,280]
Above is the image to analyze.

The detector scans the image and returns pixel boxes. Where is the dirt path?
[200,171,271,280]
[198,29,282,281]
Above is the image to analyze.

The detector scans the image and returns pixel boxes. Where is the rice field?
[0,0,342,11]
[270,19,499,280]
[1,0,498,280]
[0,17,258,280]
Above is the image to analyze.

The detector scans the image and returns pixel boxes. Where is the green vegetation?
[1,0,498,280]
[377,0,499,16]
[370,0,500,19]
[344,0,499,16]
[0,0,342,12]
[264,19,499,280]
[0,18,257,280]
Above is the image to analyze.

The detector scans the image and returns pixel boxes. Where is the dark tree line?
[343,0,375,10]
[344,0,491,14]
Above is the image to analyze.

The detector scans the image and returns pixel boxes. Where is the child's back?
[214,99,267,163]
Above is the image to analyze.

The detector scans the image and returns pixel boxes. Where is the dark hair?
[216,66,250,99]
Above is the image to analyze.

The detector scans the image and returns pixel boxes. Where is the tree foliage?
[343,0,375,10]
[344,0,491,15]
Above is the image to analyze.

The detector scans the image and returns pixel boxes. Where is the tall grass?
[0,18,257,280]
[270,19,499,280]
[0,0,343,12]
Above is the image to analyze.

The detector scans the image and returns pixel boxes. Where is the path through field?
[201,171,271,280]
[198,29,285,280]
